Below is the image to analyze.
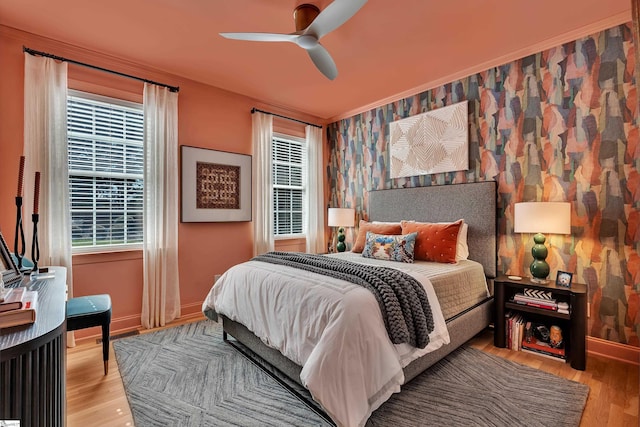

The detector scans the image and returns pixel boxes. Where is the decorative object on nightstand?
[514,202,571,283]
[327,207,355,252]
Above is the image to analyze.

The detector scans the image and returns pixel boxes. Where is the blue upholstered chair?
[66,294,112,375]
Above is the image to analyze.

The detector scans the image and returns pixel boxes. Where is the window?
[272,134,306,236]
[67,90,144,252]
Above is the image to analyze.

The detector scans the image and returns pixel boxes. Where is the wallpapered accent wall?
[327,23,640,347]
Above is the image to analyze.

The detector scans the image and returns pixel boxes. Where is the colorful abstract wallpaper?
[327,24,640,347]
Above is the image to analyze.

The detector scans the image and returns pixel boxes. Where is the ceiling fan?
[220,0,367,80]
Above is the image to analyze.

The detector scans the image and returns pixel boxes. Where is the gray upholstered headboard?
[369,181,497,278]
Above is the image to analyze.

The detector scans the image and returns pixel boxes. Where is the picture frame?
[555,270,573,288]
[388,100,469,178]
[181,145,252,222]
[0,230,23,287]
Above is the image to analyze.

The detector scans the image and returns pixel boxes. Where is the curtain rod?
[251,107,322,128]
[23,47,180,93]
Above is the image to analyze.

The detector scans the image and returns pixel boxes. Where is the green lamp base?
[337,227,346,252]
[529,232,550,283]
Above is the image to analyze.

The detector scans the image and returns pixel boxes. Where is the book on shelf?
[556,301,570,315]
[521,347,565,361]
[517,320,525,351]
[0,290,37,328]
[513,300,558,311]
[505,311,514,349]
[523,288,553,300]
[513,293,557,305]
[512,314,523,351]
[521,337,565,357]
[512,294,558,310]
[506,311,526,351]
[0,287,26,312]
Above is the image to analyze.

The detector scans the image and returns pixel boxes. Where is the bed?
[202,181,497,427]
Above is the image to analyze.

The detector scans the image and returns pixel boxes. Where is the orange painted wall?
[0,25,323,336]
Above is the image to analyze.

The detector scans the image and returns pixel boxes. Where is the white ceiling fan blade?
[220,32,299,43]
[307,44,337,80]
[305,0,367,39]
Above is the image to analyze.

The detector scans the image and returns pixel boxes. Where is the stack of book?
[505,312,526,350]
[512,288,559,311]
[0,287,38,328]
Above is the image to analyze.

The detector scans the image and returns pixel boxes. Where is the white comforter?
[202,252,449,427]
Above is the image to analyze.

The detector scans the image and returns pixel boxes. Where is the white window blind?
[272,135,305,236]
[67,90,144,251]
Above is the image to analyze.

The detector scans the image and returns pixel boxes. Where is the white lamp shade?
[514,202,571,235]
[328,208,355,227]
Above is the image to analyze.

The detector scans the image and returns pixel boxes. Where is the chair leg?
[102,320,110,375]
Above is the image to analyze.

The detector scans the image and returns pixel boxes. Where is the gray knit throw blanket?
[252,252,434,349]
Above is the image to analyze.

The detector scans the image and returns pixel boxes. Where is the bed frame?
[221,181,497,422]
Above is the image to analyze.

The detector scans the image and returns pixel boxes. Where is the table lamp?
[514,202,571,283]
[327,207,355,252]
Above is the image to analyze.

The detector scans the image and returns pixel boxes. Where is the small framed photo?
[556,271,573,288]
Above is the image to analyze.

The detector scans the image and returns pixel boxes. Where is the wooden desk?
[0,267,67,426]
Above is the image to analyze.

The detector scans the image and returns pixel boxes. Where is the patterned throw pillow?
[352,220,403,253]
[362,232,418,263]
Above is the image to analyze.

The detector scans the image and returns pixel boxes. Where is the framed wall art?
[388,100,469,178]
[181,146,252,222]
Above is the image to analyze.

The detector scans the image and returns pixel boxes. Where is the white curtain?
[305,125,326,253]
[252,112,274,256]
[141,83,180,329]
[23,53,74,344]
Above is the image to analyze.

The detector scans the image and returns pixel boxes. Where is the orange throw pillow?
[352,220,403,253]
[400,220,462,263]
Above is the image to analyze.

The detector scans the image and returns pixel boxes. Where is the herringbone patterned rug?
[113,320,589,427]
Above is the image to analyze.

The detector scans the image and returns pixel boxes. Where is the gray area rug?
[113,320,589,427]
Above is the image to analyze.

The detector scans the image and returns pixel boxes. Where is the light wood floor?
[67,317,639,427]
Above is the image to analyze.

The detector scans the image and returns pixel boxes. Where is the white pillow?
[455,222,469,261]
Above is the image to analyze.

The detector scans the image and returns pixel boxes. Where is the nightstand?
[494,275,587,370]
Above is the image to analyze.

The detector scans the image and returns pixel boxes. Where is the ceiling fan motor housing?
[294,4,320,31]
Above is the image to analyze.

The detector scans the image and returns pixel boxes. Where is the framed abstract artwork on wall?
[180,145,252,222]
[388,100,469,178]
